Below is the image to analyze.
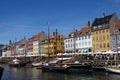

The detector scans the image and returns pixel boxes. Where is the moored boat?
[8,58,27,67]
[8,58,21,67]
[106,66,120,74]
[42,63,69,72]
[32,62,43,67]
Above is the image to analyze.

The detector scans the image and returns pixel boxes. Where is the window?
[100,44,102,48]
[82,42,84,45]
[96,37,98,41]
[93,26,97,29]
[82,37,84,40]
[104,43,106,48]
[107,43,110,48]
[79,43,81,46]
[106,29,108,32]
[88,35,90,39]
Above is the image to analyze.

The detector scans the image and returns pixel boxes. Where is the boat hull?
[8,61,27,67]
[42,65,69,72]
[106,68,120,74]
[32,63,42,67]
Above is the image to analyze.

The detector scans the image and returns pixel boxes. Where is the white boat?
[32,62,43,67]
[106,66,120,74]
[8,58,21,67]
[13,58,21,64]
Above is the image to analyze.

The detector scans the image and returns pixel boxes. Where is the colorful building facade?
[43,32,64,56]
[91,13,119,52]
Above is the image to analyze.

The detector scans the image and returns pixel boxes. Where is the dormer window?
[106,23,108,27]
[98,25,102,28]
[93,26,97,29]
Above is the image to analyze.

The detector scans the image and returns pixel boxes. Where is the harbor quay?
[0,53,120,70]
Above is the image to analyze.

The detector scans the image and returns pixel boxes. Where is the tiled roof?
[67,26,91,38]
[79,26,91,36]
[111,21,120,35]
[92,14,113,26]
[114,21,120,28]
[29,31,45,40]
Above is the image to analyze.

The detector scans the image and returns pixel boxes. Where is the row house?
[17,38,27,56]
[64,21,92,53]
[110,22,120,52]
[91,13,119,52]
[43,31,64,56]
[76,23,92,53]
[27,31,47,56]
[0,45,10,57]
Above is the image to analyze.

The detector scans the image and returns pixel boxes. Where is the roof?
[92,13,113,26]
[114,21,120,28]
[29,31,45,40]
[79,26,91,36]
[67,26,91,38]
[111,21,120,35]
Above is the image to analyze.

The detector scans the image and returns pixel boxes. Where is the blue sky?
[0,0,120,45]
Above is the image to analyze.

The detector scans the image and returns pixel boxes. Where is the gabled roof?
[67,26,91,38]
[111,21,120,35]
[114,21,120,28]
[29,31,45,40]
[92,13,113,26]
[79,26,91,36]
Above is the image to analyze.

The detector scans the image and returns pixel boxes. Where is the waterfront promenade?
[0,53,120,70]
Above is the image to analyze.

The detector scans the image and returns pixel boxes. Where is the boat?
[8,58,21,67]
[42,62,69,72]
[106,66,120,74]
[0,65,4,80]
[32,62,43,67]
[8,58,27,67]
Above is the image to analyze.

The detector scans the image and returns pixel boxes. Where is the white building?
[33,40,39,56]
[64,23,92,53]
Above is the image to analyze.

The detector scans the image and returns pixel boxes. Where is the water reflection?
[106,72,120,80]
[1,64,120,80]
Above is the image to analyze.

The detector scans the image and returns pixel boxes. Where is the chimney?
[87,21,90,26]
[102,13,105,18]
[53,32,55,36]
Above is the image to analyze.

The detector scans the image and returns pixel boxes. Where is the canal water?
[1,64,120,80]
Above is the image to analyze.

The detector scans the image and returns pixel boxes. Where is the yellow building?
[43,33,64,56]
[91,13,119,52]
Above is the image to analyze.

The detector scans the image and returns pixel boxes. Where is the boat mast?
[73,26,76,54]
[56,28,58,56]
[47,22,50,60]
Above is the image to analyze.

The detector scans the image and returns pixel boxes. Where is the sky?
[0,0,120,45]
